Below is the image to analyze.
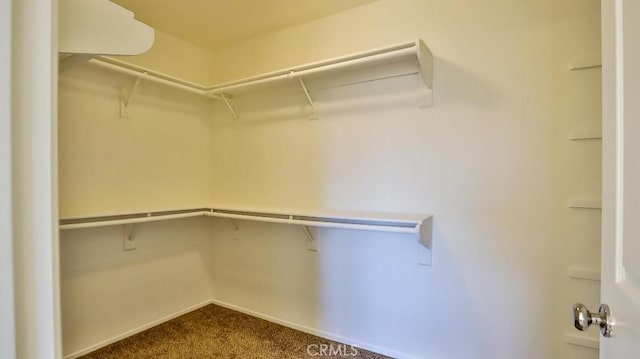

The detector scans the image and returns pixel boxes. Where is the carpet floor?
[80,304,392,359]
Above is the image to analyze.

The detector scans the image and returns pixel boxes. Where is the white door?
[599,0,640,357]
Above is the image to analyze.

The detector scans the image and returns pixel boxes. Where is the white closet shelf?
[567,267,601,282]
[58,0,154,72]
[72,39,433,118]
[59,206,433,248]
[88,56,224,99]
[568,129,602,141]
[565,333,599,349]
[567,199,602,209]
[206,39,433,96]
[205,206,433,248]
[58,208,208,230]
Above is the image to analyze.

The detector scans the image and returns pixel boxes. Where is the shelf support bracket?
[298,78,313,108]
[219,93,239,120]
[228,219,239,231]
[302,225,317,252]
[122,224,137,251]
[295,75,317,120]
[120,74,145,119]
[228,218,241,240]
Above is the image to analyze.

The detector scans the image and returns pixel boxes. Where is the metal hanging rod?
[206,40,431,95]
[59,208,208,230]
[88,56,224,100]
[74,39,432,119]
[59,206,433,248]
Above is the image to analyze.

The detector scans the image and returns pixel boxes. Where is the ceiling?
[112,0,377,52]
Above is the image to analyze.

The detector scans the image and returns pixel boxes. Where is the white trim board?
[12,0,60,356]
[567,267,601,282]
[568,59,603,71]
[63,299,422,359]
[210,299,421,359]
[565,333,599,349]
[568,199,602,209]
[0,0,15,355]
[63,300,213,359]
[568,130,603,141]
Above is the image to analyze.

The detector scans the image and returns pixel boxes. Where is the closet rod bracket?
[228,219,239,231]
[120,73,146,119]
[228,218,241,240]
[219,93,239,120]
[297,77,318,120]
[122,224,137,251]
[302,225,317,252]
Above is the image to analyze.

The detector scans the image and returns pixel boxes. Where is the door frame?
[600,0,619,355]
[0,0,16,356]
[10,0,61,358]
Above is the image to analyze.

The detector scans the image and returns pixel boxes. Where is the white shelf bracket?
[228,218,239,231]
[297,77,317,119]
[298,77,318,120]
[228,218,241,240]
[120,73,145,118]
[122,224,136,251]
[302,225,317,252]
[219,93,239,120]
[297,78,313,107]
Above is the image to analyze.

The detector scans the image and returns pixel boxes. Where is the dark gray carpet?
[80,304,392,358]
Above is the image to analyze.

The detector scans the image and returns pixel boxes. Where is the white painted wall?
[0,0,15,357]
[58,65,212,217]
[58,62,215,357]
[57,0,602,358]
[59,217,215,357]
[206,0,601,358]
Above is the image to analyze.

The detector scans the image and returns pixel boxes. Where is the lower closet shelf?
[59,206,433,248]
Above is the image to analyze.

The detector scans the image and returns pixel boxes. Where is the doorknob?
[571,303,613,337]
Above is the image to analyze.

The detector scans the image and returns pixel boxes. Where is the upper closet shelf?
[59,206,433,248]
[208,39,433,99]
[205,206,433,248]
[58,0,154,71]
[72,39,434,119]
